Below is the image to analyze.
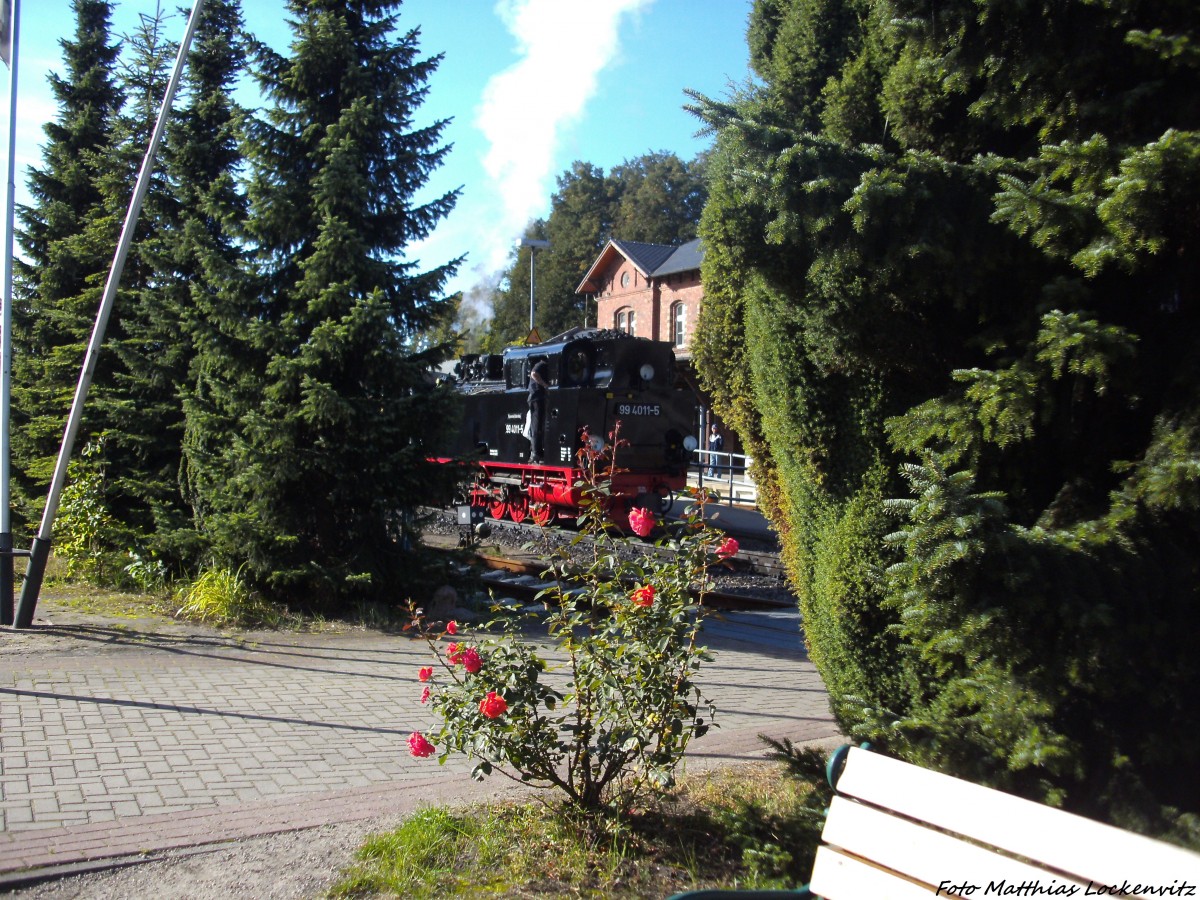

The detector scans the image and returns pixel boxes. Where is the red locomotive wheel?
[531,503,553,527]
[509,498,529,524]
[488,498,508,520]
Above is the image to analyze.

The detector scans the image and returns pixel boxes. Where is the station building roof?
[575,237,704,294]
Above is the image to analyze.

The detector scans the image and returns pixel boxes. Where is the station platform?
[665,493,778,545]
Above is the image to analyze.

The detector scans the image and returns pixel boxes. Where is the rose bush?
[407,424,738,814]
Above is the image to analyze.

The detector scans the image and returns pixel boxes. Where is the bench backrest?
[810,746,1200,899]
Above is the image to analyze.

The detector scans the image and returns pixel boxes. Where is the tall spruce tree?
[691,0,1200,837]
[11,0,124,532]
[198,0,461,604]
[85,5,190,566]
[174,0,252,568]
[93,0,256,571]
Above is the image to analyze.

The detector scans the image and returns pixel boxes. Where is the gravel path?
[10,819,395,899]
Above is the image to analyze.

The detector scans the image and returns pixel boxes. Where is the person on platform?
[706,422,723,477]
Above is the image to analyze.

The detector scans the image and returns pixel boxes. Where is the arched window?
[615,308,635,335]
[672,302,686,348]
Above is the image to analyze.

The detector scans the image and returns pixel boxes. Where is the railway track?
[421,499,795,613]
[472,540,785,579]
[424,504,783,570]
[470,552,791,611]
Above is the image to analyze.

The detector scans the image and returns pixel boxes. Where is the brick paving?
[0,603,840,880]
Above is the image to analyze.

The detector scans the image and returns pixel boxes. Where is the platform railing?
[692,450,757,507]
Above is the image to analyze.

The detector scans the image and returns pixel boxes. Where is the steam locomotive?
[444,329,699,527]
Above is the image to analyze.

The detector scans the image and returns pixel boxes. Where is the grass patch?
[24,550,473,636]
[344,598,413,632]
[50,588,174,620]
[34,555,176,620]
[174,566,291,628]
[330,762,825,898]
[29,567,378,635]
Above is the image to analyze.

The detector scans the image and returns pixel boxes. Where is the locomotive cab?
[490,331,688,469]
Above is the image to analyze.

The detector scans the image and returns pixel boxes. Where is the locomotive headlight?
[683,435,699,452]
[589,434,606,453]
[639,363,655,382]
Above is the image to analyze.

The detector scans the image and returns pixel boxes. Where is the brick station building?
[576,237,705,355]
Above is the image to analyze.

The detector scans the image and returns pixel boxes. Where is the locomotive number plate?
[615,403,661,416]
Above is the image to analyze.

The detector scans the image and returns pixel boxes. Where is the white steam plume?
[475,0,651,274]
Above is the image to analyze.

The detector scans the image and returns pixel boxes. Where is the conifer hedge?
[691,0,1200,841]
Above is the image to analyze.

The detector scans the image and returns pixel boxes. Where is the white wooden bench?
[670,744,1200,899]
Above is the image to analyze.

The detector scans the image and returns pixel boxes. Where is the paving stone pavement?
[0,601,840,881]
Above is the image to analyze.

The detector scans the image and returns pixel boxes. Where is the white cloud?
[473,0,652,275]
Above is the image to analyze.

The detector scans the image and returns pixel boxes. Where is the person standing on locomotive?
[528,359,550,464]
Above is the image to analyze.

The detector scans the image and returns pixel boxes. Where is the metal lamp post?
[521,238,549,331]
[1,0,22,624]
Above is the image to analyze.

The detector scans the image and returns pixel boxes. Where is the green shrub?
[53,439,123,583]
[122,551,169,594]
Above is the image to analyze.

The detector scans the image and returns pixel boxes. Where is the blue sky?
[5,0,754,303]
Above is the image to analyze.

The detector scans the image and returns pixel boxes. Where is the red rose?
[631,585,655,607]
[420,686,431,704]
[716,537,739,559]
[628,507,655,538]
[446,642,464,664]
[462,647,482,674]
[408,731,436,758]
[479,691,508,719]
[418,666,433,682]
[446,620,458,635]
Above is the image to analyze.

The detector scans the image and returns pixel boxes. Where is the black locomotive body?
[446,329,697,526]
